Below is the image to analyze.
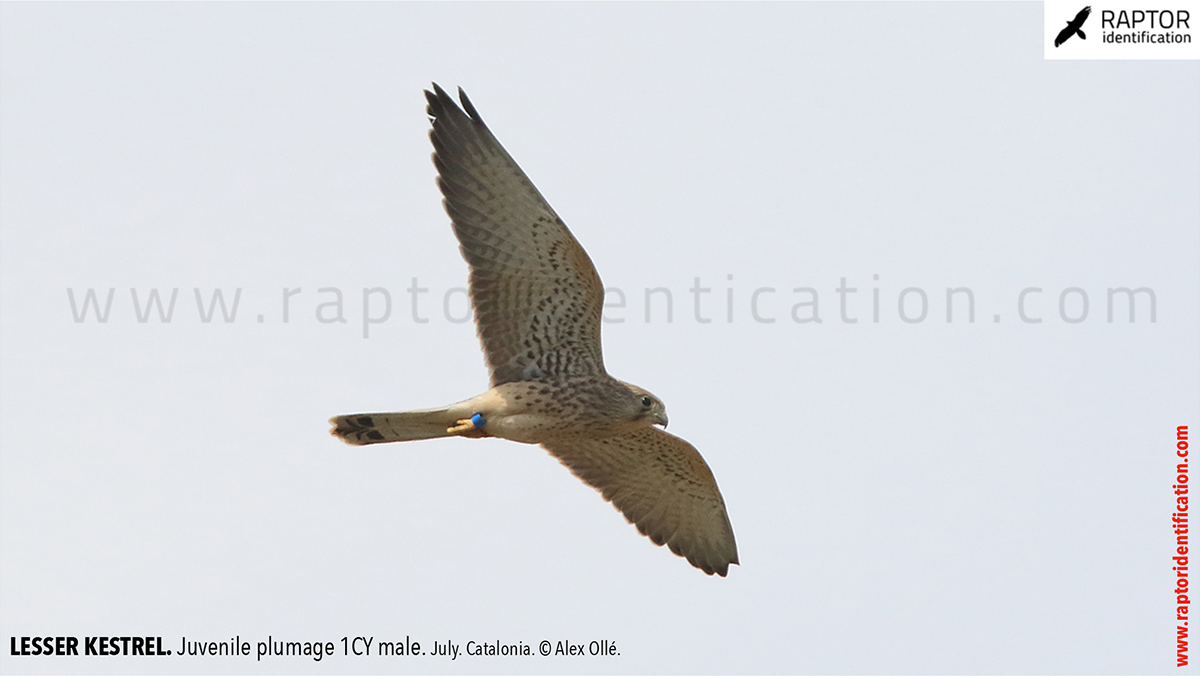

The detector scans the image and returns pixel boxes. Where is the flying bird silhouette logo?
[1054,6,1092,47]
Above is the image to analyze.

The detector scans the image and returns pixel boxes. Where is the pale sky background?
[1,2,1198,674]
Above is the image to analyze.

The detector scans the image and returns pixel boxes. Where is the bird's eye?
[641,396,653,408]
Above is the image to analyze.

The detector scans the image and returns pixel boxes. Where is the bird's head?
[623,383,669,428]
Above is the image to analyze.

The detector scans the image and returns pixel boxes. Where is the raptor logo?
[1055,5,1093,47]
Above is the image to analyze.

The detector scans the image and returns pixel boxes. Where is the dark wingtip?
[711,558,738,577]
[458,86,483,123]
[424,83,485,127]
[425,82,447,117]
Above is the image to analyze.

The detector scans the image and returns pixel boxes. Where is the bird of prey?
[1054,6,1092,47]
[329,84,738,576]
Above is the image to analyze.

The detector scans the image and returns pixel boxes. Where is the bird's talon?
[447,413,486,436]
[447,419,475,434]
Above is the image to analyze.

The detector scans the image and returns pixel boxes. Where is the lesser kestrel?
[330,84,738,576]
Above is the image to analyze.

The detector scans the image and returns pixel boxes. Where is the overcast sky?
[1,2,1197,674]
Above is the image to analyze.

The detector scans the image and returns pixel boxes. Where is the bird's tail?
[330,407,463,445]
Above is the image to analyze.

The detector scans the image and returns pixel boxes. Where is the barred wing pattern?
[426,85,607,386]
[541,427,739,576]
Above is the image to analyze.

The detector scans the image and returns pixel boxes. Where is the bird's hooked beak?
[654,412,669,428]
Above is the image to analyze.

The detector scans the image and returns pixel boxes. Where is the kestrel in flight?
[330,84,738,576]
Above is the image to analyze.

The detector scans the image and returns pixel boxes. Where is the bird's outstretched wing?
[541,427,739,576]
[425,84,606,385]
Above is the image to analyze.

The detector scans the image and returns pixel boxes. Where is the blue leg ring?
[470,413,486,429]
